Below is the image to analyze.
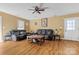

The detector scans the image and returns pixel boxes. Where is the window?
[67,20,75,30]
[17,20,25,30]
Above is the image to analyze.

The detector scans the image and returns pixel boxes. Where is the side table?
[53,34,60,40]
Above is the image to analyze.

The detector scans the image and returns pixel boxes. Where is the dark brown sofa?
[37,29,54,40]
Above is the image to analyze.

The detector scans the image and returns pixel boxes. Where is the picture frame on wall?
[41,18,48,27]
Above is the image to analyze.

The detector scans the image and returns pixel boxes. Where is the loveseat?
[10,30,26,41]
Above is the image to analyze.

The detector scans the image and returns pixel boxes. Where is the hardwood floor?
[0,39,79,55]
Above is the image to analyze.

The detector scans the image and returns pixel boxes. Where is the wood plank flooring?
[0,39,79,55]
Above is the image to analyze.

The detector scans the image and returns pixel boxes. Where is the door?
[64,18,77,40]
[0,16,3,42]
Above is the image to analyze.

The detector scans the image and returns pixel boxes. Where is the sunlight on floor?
[64,47,77,55]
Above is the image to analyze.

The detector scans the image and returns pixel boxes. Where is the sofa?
[37,29,54,40]
[10,30,26,41]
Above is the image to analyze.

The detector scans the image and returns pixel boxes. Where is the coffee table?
[27,35,45,45]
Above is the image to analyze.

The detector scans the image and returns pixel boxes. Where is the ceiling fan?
[28,3,48,14]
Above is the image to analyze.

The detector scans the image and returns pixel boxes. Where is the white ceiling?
[0,3,79,20]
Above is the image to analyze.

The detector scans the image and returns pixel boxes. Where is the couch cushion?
[37,30,42,34]
[42,29,46,35]
[46,30,52,35]
[37,29,54,35]
[47,29,53,34]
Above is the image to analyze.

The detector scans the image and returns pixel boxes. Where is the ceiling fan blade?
[32,11,36,14]
[37,11,41,14]
[39,9,44,11]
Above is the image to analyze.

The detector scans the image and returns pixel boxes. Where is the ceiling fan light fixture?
[28,3,48,14]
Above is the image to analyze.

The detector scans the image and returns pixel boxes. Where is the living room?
[0,3,79,55]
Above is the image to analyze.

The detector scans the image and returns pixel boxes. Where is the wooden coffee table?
[27,35,45,45]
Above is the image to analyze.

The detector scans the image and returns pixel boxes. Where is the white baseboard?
[62,38,79,41]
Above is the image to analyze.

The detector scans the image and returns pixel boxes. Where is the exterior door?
[64,18,78,40]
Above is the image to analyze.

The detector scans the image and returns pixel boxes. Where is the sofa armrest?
[11,35,17,41]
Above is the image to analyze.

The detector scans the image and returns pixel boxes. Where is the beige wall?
[30,12,79,38]
[1,11,79,38]
[0,12,29,36]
